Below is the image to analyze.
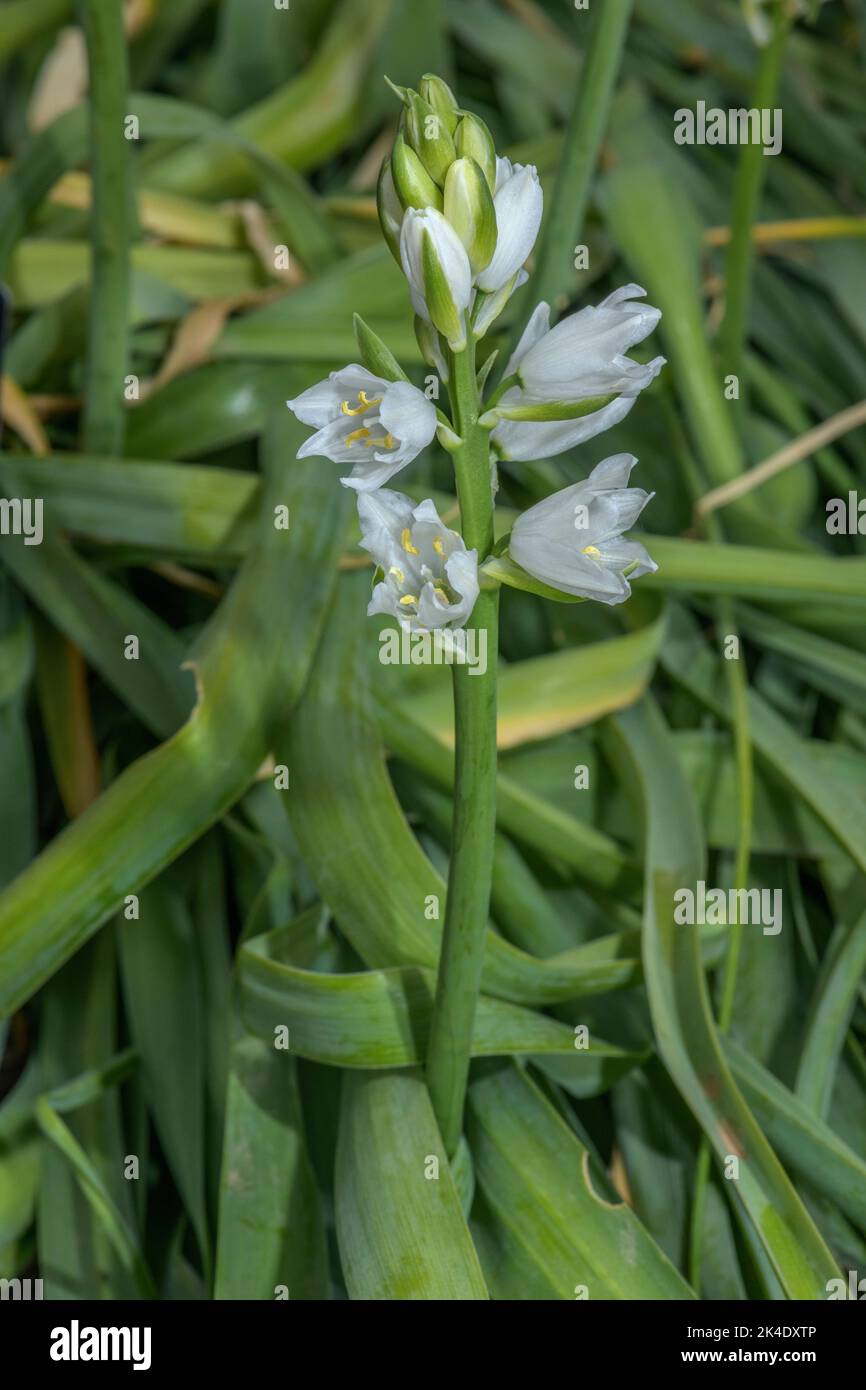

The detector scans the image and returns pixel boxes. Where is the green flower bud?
[405,91,456,187]
[391,133,443,212]
[454,112,497,191]
[420,226,467,351]
[419,74,460,134]
[376,158,404,263]
[414,314,450,382]
[401,208,472,352]
[443,157,497,274]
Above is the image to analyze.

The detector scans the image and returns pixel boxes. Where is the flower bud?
[391,133,443,212]
[443,157,497,274]
[405,91,456,187]
[414,314,450,382]
[419,74,460,134]
[454,112,497,191]
[400,208,472,352]
[376,159,404,264]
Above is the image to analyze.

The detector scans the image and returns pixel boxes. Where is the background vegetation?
[0,0,865,1300]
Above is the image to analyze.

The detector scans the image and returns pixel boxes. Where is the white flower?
[399,207,473,350]
[508,454,657,606]
[476,159,543,294]
[358,489,479,633]
[491,285,665,460]
[506,285,664,398]
[287,366,437,491]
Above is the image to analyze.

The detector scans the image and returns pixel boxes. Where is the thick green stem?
[718,6,788,416]
[425,340,499,1159]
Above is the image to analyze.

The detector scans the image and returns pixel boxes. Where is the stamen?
[401,528,420,555]
[362,433,394,448]
[340,389,382,416]
[433,587,449,604]
[388,566,405,583]
[581,544,601,559]
[433,537,446,557]
[345,426,371,446]
[399,594,418,607]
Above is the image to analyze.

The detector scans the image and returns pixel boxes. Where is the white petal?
[288,366,385,428]
[340,453,414,492]
[584,453,638,491]
[476,164,543,293]
[588,488,655,543]
[356,487,416,562]
[493,156,515,194]
[510,531,629,602]
[492,391,641,461]
[503,301,551,379]
[379,381,437,452]
[400,208,473,313]
[473,268,528,338]
[518,285,661,394]
[596,537,657,578]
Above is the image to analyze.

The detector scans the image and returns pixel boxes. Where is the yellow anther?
[581,544,601,559]
[382,433,396,449]
[433,537,446,557]
[340,390,382,416]
[399,594,418,607]
[401,527,420,555]
[345,426,371,446]
[433,587,449,604]
[388,566,405,583]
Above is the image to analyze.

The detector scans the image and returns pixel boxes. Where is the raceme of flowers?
[287,74,664,633]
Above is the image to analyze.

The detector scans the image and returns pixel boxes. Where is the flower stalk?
[286,72,664,1158]
[424,334,499,1158]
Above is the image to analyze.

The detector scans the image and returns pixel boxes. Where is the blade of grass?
[80,0,132,456]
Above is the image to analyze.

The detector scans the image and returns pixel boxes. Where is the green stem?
[80,0,132,456]
[425,338,499,1159]
[718,5,788,415]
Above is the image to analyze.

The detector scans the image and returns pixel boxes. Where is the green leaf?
[214,1037,328,1301]
[335,1069,488,1300]
[239,921,639,1072]
[466,1060,695,1300]
[353,312,410,382]
[607,696,839,1297]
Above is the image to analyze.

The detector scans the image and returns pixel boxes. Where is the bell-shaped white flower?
[506,285,664,399]
[399,207,473,350]
[288,366,437,491]
[358,489,479,633]
[475,159,543,293]
[490,285,665,460]
[508,454,657,606]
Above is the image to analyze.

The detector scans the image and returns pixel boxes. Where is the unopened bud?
[454,112,497,191]
[377,159,403,263]
[400,208,472,352]
[406,91,456,187]
[414,314,450,382]
[444,157,496,274]
[391,133,443,212]
[419,74,460,134]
